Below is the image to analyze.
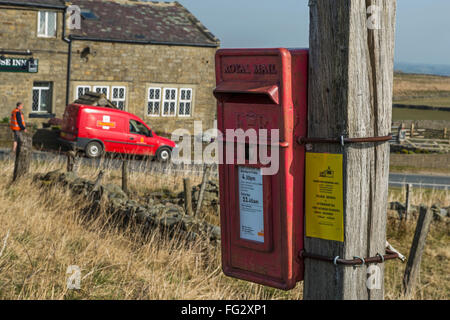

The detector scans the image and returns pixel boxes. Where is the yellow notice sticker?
[305,153,344,242]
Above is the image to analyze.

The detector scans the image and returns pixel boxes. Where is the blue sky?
[175,0,450,66]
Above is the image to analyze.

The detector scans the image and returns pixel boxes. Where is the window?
[76,86,91,99]
[162,88,177,117]
[80,9,98,20]
[111,86,126,110]
[147,87,161,116]
[38,11,57,37]
[94,86,110,99]
[178,88,193,117]
[146,86,195,117]
[32,82,53,113]
[129,120,150,136]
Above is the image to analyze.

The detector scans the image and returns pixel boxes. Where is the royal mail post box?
[213,48,308,290]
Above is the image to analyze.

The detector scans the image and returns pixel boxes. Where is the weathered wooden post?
[66,150,77,172]
[183,177,193,216]
[410,123,415,138]
[122,159,128,194]
[12,131,32,182]
[304,0,397,300]
[405,184,412,221]
[398,123,406,144]
[195,164,211,217]
[403,206,433,298]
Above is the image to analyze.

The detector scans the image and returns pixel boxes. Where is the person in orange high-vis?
[10,102,27,153]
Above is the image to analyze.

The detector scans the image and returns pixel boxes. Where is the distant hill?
[395,62,450,77]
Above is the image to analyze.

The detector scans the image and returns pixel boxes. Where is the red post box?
[214,48,308,290]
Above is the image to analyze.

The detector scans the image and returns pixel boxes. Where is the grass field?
[394,97,450,108]
[394,73,450,101]
[0,158,448,300]
[392,108,450,121]
[393,73,450,120]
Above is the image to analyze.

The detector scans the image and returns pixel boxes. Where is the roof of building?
[69,0,219,47]
[0,0,65,9]
[0,0,220,47]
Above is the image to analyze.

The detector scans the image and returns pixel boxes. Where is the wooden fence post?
[67,150,76,172]
[122,160,128,194]
[403,206,433,298]
[195,164,211,217]
[304,0,397,300]
[12,131,32,182]
[183,178,193,216]
[405,184,412,221]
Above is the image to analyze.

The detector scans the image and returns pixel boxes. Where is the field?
[393,72,450,107]
[393,72,450,121]
[0,157,448,300]
[392,108,450,121]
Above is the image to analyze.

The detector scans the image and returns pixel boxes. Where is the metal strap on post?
[300,249,401,267]
[298,135,392,146]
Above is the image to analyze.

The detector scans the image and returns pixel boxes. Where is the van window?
[129,119,150,136]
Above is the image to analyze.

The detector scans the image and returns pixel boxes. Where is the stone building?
[0,0,220,134]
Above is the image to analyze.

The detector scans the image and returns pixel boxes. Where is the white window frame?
[75,85,91,99]
[178,88,193,117]
[161,88,177,117]
[32,83,52,113]
[111,86,127,110]
[93,86,110,99]
[147,87,162,117]
[37,11,57,38]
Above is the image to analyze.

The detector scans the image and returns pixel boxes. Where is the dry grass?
[0,157,299,300]
[0,156,448,300]
[394,73,450,100]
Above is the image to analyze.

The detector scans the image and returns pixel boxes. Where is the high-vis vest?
[10,108,25,131]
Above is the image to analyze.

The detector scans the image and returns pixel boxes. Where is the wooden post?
[405,184,412,221]
[195,164,211,217]
[122,160,128,194]
[92,170,104,192]
[66,150,76,172]
[183,178,193,216]
[443,127,447,139]
[410,123,415,138]
[398,123,405,144]
[403,206,433,298]
[304,0,397,300]
[12,131,32,182]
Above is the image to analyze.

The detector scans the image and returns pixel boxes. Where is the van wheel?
[85,141,103,159]
[156,147,171,162]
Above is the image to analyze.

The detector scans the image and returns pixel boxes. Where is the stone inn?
[0,0,220,134]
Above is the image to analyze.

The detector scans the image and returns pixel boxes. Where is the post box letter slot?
[213,81,279,105]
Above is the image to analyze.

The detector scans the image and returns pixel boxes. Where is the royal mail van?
[60,104,176,161]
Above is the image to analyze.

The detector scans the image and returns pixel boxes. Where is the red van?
[60,104,176,161]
